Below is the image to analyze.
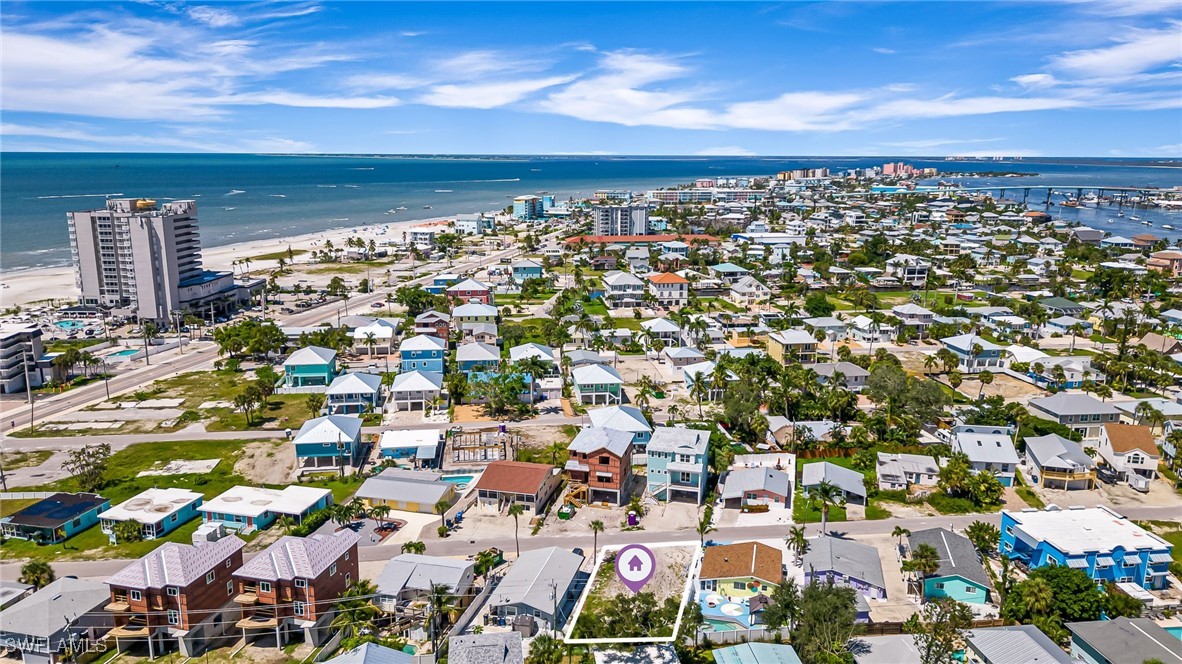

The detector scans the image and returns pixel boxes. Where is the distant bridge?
[832,184,1174,206]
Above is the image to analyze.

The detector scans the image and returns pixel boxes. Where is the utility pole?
[549,581,558,634]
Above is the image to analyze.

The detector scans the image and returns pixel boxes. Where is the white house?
[1097,423,1160,480]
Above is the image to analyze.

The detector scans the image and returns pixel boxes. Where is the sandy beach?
[0,216,452,309]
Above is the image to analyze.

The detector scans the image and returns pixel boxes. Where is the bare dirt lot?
[234,439,297,484]
[453,404,495,423]
[957,373,1044,401]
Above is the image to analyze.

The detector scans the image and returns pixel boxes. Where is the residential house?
[851,635,922,664]
[100,488,203,540]
[378,429,444,468]
[375,554,476,616]
[625,247,650,272]
[282,346,338,388]
[939,334,1004,373]
[356,468,456,514]
[399,335,447,374]
[803,316,848,340]
[803,535,887,600]
[1024,434,1096,490]
[1045,315,1092,336]
[884,254,929,287]
[767,329,818,365]
[713,644,802,664]
[663,346,705,368]
[1096,423,1160,480]
[728,275,771,307]
[508,343,556,370]
[875,453,940,492]
[699,541,783,598]
[351,320,397,356]
[907,528,992,604]
[848,315,895,344]
[647,273,689,309]
[812,362,870,391]
[891,304,935,337]
[324,644,413,664]
[292,403,362,462]
[566,427,635,505]
[999,506,1173,590]
[451,303,498,328]
[486,547,585,629]
[1038,297,1085,316]
[640,318,682,347]
[951,425,1020,486]
[601,271,645,308]
[388,370,444,411]
[424,274,460,295]
[460,322,498,345]
[199,486,331,534]
[683,360,738,401]
[571,364,624,405]
[720,466,792,511]
[1134,331,1182,355]
[474,461,562,514]
[511,260,544,285]
[0,492,108,543]
[710,262,750,284]
[323,372,384,415]
[232,530,361,647]
[1028,393,1122,439]
[446,278,494,305]
[0,577,113,664]
[454,213,495,236]
[1147,250,1182,277]
[413,311,451,339]
[587,405,652,447]
[448,632,523,664]
[1067,617,1182,664]
[105,536,246,658]
[456,342,501,374]
[646,426,711,504]
[965,625,1074,664]
[800,462,866,505]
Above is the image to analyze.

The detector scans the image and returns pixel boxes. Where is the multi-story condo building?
[592,204,649,236]
[512,195,544,220]
[106,536,246,658]
[0,323,46,393]
[67,199,252,323]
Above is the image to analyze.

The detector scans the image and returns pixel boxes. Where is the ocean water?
[1,153,1180,271]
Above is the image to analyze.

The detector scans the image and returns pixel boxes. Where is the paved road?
[12,504,1179,581]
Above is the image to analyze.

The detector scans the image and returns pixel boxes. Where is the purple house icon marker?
[628,555,644,572]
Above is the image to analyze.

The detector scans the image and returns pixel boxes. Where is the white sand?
[1,216,453,308]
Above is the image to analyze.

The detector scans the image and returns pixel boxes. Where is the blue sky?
[2,1,1180,156]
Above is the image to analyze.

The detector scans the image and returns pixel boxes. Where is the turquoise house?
[456,342,501,374]
[399,334,447,373]
[646,426,710,504]
[511,259,544,284]
[283,346,339,388]
[0,492,109,543]
[292,415,364,470]
[909,527,992,604]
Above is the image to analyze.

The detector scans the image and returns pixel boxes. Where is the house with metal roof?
[875,452,940,491]
[965,625,1073,664]
[800,461,866,505]
[1067,617,1182,664]
[282,346,338,388]
[812,361,870,391]
[508,343,555,366]
[291,415,363,471]
[375,554,476,614]
[646,426,710,504]
[1024,434,1096,490]
[398,334,447,374]
[323,643,413,664]
[850,635,921,664]
[803,535,887,600]
[713,643,801,664]
[456,342,501,374]
[939,334,1005,373]
[587,405,652,447]
[0,492,109,543]
[323,372,384,415]
[767,329,818,364]
[951,424,1020,486]
[389,370,445,411]
[1028,393,1122,439]
[356,468,456,514]
[907,528,992,604]
[720,466,792,511]
[487,547,584,630]
[571,363,623,405]
[0,577,113,664]
[378,429,444,468]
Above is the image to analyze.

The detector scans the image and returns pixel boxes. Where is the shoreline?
[0,215,455,309]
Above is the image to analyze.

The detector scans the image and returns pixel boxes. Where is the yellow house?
[356,468,457,514]
[767,329,818,365]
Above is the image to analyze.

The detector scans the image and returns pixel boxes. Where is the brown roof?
[648,272,689,285]
[474,461,555,495]
[1102,423,1158,455]
[699,542,783,584]
[1134,332,1182,353]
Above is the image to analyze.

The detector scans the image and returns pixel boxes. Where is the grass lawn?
[582,300,609,316]
[0,498,37,518]
[150,370,311,431]
[1139,521,1182,563]
[793,490,847,524]
[0,450,52,470]
[45,338,107,352]
[1014,472,1046,509]
[827,295,856,311]
[249,248,307,262]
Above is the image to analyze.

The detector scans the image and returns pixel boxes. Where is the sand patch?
[234,440,297,484]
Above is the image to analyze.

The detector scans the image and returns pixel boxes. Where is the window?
[965,586,977,594]
[167,587,179,597]
[72,518,82,528]
[934,582,945,590]
[733,581,745,590]
[599,455,610,465]
[344,551,350,560]
[259,582,272,593]
[1004,527,1013,536]
[227,581,234,596]
[226,559,233,568]
[171,514,178,523]
[330,563,338,576]
[130,590,142,601]
[206,571,215,584]
[294,601,306,616]
[295,578,308,588]
[345,573,351,585]
[167,610,180,626]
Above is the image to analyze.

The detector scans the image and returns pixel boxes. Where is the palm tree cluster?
[49,347,104,382]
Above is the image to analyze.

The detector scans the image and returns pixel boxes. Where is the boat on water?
[1131,215,1142,221]
[1117,211,1125,217]
[422,205,432,209]
[396,206,408,210]
[223,207,236,210]
[1163,224,1175,230]
[1107,219,1115,223]
[434,189,453,193]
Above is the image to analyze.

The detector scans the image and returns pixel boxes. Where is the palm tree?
[807,481,843,535]
[1023,576,1054,616]
[434,500,451,536]
[369,504,391,532]
[905,542,941,599]
[508,503,525,558]
[977,369,994,400]
[696,508,716,546]
[689,376,709,418]
[515,356,550,406]
[331,580,379,640]
[363,331,378,357]
[426,583,454,654]
[401,540,427,554]
[786,526,809,563]
[891,526,911,549]
[923,353,939,377]
[18,561,55,589]
[140,321,159,365]
[277,515,296,535]
[589,519,605,556]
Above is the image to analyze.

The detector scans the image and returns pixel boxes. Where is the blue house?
[1000,506,1173,590]
[99,488,203,540]
[511,259,544,284]
[399,335,447,374]
[456,342,501,374]
[646,426,710,504]
[198,485,332,533]
[292,414,364,471]
[939,333,1004,373]
[587,405,652,448]
[283,346,339,388]
[908,528,992,604]
[425,273,461,295]
[0,492,109,543]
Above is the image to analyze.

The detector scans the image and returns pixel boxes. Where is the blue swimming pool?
[54,320,85,330]
[442,475,474,486]
[1167,625,1182,641]
[109,349,138,357]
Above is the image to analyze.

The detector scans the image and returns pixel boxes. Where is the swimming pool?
[704,620,740,632]
[109,349,139,357]
[54,320,86,330]
[442,475,474,486]
[1167,625,1182,641]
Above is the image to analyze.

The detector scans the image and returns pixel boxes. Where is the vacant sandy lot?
[234,439,297,484]
[956,373,1043,401]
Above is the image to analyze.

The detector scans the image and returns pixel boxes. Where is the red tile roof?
[474,461,556,495]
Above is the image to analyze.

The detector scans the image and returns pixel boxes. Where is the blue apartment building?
[399,335,448,374]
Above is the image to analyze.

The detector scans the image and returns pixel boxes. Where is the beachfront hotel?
[67,198,260,323]
[592,203,650,236]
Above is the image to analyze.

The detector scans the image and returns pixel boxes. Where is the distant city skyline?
[2,1,1180,156]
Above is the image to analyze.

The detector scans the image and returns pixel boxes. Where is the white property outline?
[563,539,703,645]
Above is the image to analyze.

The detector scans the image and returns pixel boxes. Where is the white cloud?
[0,122,314,152]
[721,92,866,131]
[216,91,401,109]
[1051,22,1182,77]
[419,76,577,109]
[187,6,239,27]
[873,47,896,54]
[345,73,430,91]
[695,146,755,156]
[1011,73,1060,88]
[882,138,1004,149]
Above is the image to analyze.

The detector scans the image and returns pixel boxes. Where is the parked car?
[1097,466,1120,485]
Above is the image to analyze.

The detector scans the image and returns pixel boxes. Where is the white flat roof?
[380,429,443,449]
[198,485,330,519]
[99,488,203,525]
[1007,506,1170,554]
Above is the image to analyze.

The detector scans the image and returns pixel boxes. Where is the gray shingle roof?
[801,462,866,497]
[487,547,582,613]
[568,427,633,457]
[375,554,474,597]
[0,578,110,639]
[324,643,413,664]
[803,536,885,590]
[235,530,360,582]
[907,528,992,589]
[966,625,1073,664]
[108,536,245,589]
[1066,618,1182,662]
[447,632,524,664]
[1025,434,1094,472]
[720,467,792,500]
[1029,393,1121,417]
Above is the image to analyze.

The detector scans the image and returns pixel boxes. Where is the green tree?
[787,525,810,563]
[762,578,800,630]
[1104,582,1145,619]
[401,540,426,554]
[508,503,525,558]
[305,392,326,416]
[140,321,159,365]
[589,519,605,555]
[18,561,56,589]
[791,581,860,663]
[332,581,380,640]
[807,480,844,534]
[426,583,454,654]
[62,442,111,492]
[904,596,973,664]
[112,519,144,543]
[965,520,1000,556]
